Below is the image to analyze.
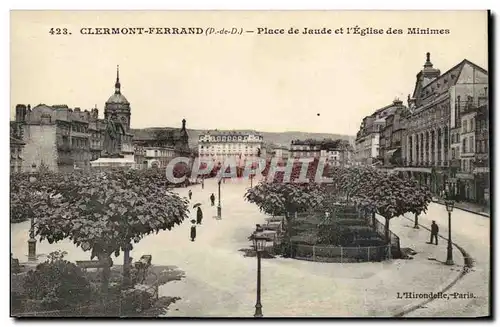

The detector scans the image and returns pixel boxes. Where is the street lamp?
[217,178,222,219]
[253,228,266,318]
[28,163,37,261]
[445,199,454,265]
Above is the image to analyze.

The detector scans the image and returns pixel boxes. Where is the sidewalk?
[432,197,490,218]
[375,213,465,316]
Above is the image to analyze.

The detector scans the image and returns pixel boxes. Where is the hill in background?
[131,127,355,149]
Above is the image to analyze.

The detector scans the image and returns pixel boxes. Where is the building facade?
[197,130,263,167]
[12,67,136,172]
[131,119,191,168]
[290,139,321,158]
[398,53,488,196]
[472,102,490,205]
[291,139,353,166]
[10,123,25,173]
[355,99,404,165]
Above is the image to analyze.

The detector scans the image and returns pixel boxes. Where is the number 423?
[49,28,71,35]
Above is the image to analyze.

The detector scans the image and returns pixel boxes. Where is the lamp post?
[253,227,266,318]
[250,174,254,188]
[445,199,454,265]
[217,178,222,219]
[28,163,37,261]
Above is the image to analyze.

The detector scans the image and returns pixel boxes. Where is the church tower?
[104,65,131,131]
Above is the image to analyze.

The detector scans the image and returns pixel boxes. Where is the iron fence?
[291,242,391,263]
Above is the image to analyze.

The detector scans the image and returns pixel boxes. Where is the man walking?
[196,206,203,225]
[430,220,439,245]
[201,178,205,190]
[210,193,215,206]
[188,189,192,200]
[190,220,197,242]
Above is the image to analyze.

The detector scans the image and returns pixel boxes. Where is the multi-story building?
[399,53,488,194]
[290,139,321,158]
[355,99,404,165]
[197,130,263,167]
[290,139,353,166]
[320,139,354,166]
[272,145,290,160]
[132,119,191,168]
[12,67,136,172]
[472,101,490,205]
[379,100,409,167]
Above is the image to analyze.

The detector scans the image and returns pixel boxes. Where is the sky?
[10,11,488,136]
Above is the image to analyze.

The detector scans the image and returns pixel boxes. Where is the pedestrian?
[196,206,203,225]
[430,220,439,245]
[190,219,197,242]
[188,189,192,200]
[210,193,215,206]
[201,179,205,190]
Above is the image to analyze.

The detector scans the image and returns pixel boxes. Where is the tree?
[353,171,432,242]
[244,181,324,255]
[404,178,432,229]
[16,169,189,300]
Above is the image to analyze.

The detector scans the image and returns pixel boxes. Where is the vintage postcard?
[10,10,490,318]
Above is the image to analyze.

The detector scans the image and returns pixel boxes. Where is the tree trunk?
[122,244,132,289]
[99,253,112,312]
[384,218,390,243]
[413,213,420,229]
[284,211,293,257]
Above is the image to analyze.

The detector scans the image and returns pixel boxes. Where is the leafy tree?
[14,169,189,298]
[353,171,431,242]
[245,181,324,255]
[403,178,432,228]
[24,250,91,310]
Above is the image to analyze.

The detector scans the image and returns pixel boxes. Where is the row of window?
[151,150,175,157]
[200,135,263,142]
[200,145,258,149]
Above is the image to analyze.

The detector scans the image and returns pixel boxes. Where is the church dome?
[106,93,129,104]
[106,65,130,105]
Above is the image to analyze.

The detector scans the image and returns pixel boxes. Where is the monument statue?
[102,114,125,158]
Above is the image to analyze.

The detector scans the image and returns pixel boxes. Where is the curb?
[392,214,474,317]
[432,200,490,218]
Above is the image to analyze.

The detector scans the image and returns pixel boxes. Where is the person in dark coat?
[201,179,205,190]
[430,221,439,245]
[188,190,192,200]
[196,207,203,224]
[190,220,197,241]
[210,193,215,206]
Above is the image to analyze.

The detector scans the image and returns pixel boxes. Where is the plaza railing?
[290,242,391,263]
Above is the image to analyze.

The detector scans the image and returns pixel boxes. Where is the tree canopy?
[11,169,190,259]
[245,181,324,217]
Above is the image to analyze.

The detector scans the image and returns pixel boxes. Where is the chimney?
[15,104,27,122]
